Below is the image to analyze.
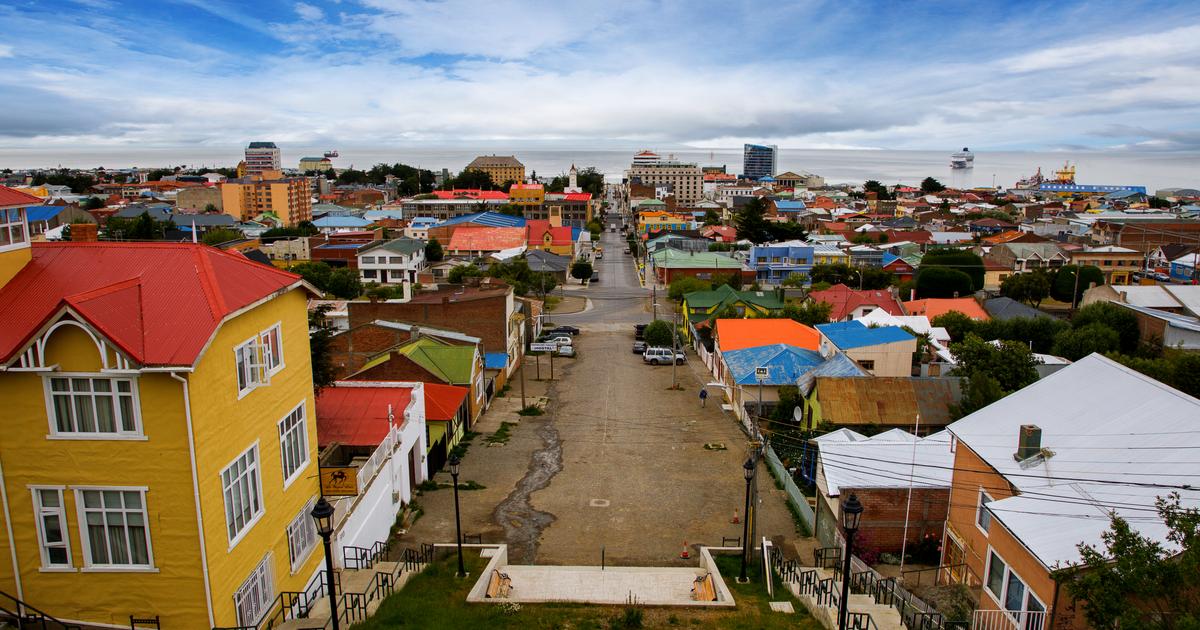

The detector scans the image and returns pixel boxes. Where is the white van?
[642,347,686,365]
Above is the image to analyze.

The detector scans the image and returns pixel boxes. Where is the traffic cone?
[731,509,740,524]
[680,541,691,559]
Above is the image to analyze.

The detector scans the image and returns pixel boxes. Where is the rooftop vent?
[1014,424,1042,461]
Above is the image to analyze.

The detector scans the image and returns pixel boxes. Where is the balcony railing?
[972,609,1048,630]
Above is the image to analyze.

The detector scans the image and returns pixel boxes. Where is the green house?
[681,284,785,341]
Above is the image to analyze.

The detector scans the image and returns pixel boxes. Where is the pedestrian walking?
[699,387,708,408]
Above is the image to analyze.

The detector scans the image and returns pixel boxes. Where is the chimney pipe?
[1014,424,1042,461]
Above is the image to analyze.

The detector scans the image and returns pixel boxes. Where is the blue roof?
[313,216,372,228]
[881,252,900,266]
[774,200,806,211]
[439,212,526,228]
[313,243,362,250]
[817,320,914,350]
[25,206,66,222]
[758,176,776,182]
[809,353,869,377]
[484,352,508,370]
[722,344,825,385]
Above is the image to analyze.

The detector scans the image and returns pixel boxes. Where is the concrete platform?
[499,565,710,605]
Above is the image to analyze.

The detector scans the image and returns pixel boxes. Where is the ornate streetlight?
[838,494,864,630]
[449,454,466,577]
[738,457,755,583]
[311,497,339,630]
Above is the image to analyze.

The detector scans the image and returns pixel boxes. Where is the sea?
[2,146,1196,192]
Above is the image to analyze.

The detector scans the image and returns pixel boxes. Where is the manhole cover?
[589,499,610,507]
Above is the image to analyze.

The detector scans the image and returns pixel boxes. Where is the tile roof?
[316,383,414,447]
[903,297,990,321]
[447,227,527,252]
[817,320,915,350]
[716,318,820,352]
[808,284,905,321]
[721,343,824,385]
[815,377,963,427]
[0,242,306,367]
[424,382,469,421]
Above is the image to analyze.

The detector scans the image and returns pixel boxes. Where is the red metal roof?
[526,220,573,246]
[447,227,526,252]
[315,384,414,447]
[0,185,44,207]
[431,189,508,200]
[0,242,305,367]
[424,382,468,421]
[809,284,905,321]
[562,193,592,201]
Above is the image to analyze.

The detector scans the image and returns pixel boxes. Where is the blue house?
[748,242,814,284]
[1170,253,1198,283]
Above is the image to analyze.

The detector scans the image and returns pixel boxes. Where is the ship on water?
[950,147,974,169]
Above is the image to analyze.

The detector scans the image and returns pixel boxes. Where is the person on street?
[699,387,708,408]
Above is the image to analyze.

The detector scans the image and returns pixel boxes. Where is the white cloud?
[295,2,323,21]
[0,44,12,58]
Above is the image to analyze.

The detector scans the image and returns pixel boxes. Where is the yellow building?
[637,210,692,235]
[299,157,333,173]
[0,187,323,628]
[465,155,525,187]
[220,170,313,227]
[508,183,544,209]
[1071,245,1142,285]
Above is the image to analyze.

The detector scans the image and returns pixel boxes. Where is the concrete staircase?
[774,564,904,630]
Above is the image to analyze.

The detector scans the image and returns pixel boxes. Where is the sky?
[2,0,1200,153]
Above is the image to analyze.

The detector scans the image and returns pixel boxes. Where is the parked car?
[590,272,599,283]
[595,251,603,259]
[632,341,647,354]
[643,347,686,365]
[541,335,573,347]
[623,247,631,254]
[557,345,576,357]
[546,325,581,336]
[634,324,647,340]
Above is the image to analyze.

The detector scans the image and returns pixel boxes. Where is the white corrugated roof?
[1111,285,1186,309]
[813,427,868,444]
[818,430,953,496]
[948,354,1200,569]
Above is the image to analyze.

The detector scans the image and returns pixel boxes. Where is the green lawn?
[357,552,820,629]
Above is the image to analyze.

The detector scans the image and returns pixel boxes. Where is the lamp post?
[838,494,864,630]
[738,457,755,583]
[449,454,466,577]
[310,497,339,630]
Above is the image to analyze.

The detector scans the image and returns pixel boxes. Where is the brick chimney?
[72,223,98,242]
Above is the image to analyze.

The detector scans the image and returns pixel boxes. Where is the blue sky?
[2,0,1199,152]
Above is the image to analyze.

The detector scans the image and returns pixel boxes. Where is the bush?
[1072,302,1140,353]
[916,266,974,299]
[921,250,984,290]
[448,264,482,283]
[1052,265,1105,303]
[1053,323,1121,360]
[669,276,712,301]
[642,319,674,348]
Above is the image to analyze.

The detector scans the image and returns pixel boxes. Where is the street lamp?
[448,454,466,577]
[838,494,865,630]
[310,497,339,630]
[738,457,755,583]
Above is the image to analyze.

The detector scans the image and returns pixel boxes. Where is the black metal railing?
[847,611,878,630]
[0,590,83,629]
[343,545,374,570]
[907,611,947,630]
[901,562,982,588]
[814,546,841,569]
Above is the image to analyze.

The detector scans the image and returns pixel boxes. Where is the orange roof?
[715,318,820,352]
[903,298,990,321]
[0,185,44,207]
[526,220,573,246]
[447,227,526,252]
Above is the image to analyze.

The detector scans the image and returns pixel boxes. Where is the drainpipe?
[172,372,216,629]
[0,452,24,612]
[1049,575,1062,629]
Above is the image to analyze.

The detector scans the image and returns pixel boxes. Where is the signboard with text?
[319,466,359,497]
[755,367,769,382]
[530,343,558,352]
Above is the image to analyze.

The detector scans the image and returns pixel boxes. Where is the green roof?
[684,284,785,311]
[398,338,476,384]
[652,249,744,269]
[363,237,425,256]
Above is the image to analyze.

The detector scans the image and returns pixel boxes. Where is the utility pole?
[671,307,679,389]
[653,285,658,320]
[520,352,527,408]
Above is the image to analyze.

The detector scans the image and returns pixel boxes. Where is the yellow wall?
[844,339,917,377]
[0,324,209,627]
[188,288,321,627]
[0,242,31,287]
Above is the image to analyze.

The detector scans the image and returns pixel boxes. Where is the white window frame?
[30,486,72,569]
[42,373,143,439]
[278,402,310,489]
[260,323,284,375]
[286,499,318,573]
[976,489,994,534]
[984,546,1045,617]
[222,443,265,548]
[72,486,155,571]
[0,207,28,253]
[234,553,275,626]
[235,336,271,398]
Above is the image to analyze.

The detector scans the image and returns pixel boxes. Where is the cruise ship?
[950,147,975,169]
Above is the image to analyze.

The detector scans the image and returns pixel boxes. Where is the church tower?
[565,164,582,193]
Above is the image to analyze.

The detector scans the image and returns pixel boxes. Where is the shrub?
[642,319,674,348]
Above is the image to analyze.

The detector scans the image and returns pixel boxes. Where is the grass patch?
[358,552,820,630]
[517,405,544,416]
[544,295,561,311]
[449,430,480,460]
[487,421,516,445]
[417,479,441,493]
[495,384,512,398]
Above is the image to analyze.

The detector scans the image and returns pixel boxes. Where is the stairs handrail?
[0,590,83,630]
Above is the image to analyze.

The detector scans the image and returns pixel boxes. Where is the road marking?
[589,499,610,508]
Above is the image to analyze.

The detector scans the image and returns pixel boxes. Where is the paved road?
[552,217,652,326]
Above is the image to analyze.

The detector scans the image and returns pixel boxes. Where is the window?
[856,360,875,371]
[278,403,309,486]
[286,501,318,572]
[389,256,403,264]
[32,488,71,568]
[361,256,375,264]
[260,325,283,374]
[222,445,264,544]
[1004,570,1027,612]
[362,269,378,280]
[986,551,1006,599]
[0,207,27,249]
[986,548,1045,619]
[75,488,151,568]
[977,490,994,532]
[234,555,274,625]
[46,376,140,437]
[235,337,271,396]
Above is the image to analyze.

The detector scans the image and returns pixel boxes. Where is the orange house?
[942,355,1200,629]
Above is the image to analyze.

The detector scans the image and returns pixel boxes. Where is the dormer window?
[0,207,28,250]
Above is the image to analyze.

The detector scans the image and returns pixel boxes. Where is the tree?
[860,267,896,290]
[585,219,603,237]
[81,196,104,210]
[1000,272,1050,307]
[810,263,859,286]
[1072,302,1140,353]
[863,180,892,200]
[203,203,218,213]
[931,311,976,343]
[1053,323,1121,361]
[781,273,808,288]
[921,250,985,290]
[290,261,333,290]
[975,316,1069,354]
[920,177,946,193]
[783,301,833,326]
[642,320,674,348]
[570,260,594,284]
[1051,265,1105,304]
[702,209,721,226]
[425,238,444,262]
[308,305,336,391]
[1059,493,1199,630]
[668,276,712,301]
[733,197,771,243]
[498,204,524,217]
[915,266,974,298]
[201,228,243,246]
[765,221,807,242]
[105,212,170,240]
[450,169,495,190]
[951,373,1005,419]
[448,264,483,284]
[325,267,363,299]
[949,334,1040,392]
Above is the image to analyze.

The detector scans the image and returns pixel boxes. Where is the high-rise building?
[742,144,778,181]
[464,155,525,186]
[220,170,313,226]
[245,141,282,175]
[626,153,703,205]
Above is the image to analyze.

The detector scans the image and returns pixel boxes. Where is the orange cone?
[731,509,740,524]
[680,541,691,559]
